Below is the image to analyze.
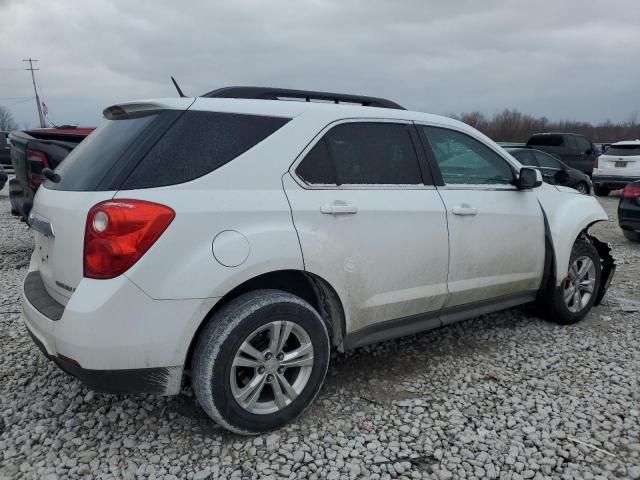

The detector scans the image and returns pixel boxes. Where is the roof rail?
[201,86,405,110]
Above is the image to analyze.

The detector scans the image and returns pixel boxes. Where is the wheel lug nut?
[267,374,274,382]
[276,353,284,361]
[278,367,285,374]
[265,352,273,360]
[258,367,265,374]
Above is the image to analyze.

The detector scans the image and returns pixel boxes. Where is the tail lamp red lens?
[621,184,640,199]
[84,200,175,279]
[27,149,49,186]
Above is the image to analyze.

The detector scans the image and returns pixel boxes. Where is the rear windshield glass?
[528,135,564,147]
[120,111,289,189]
[46,114,157,191]
[605,145,640,156]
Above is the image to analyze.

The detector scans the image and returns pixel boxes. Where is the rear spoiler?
[103,99,195,120]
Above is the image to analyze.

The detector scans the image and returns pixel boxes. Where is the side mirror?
[517,167,543,189]
[554,170,570,185]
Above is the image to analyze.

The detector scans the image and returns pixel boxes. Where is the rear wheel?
[623,230,640,242]
[594,185,610,197]
[541,240,601,325]
[192,290,330,434]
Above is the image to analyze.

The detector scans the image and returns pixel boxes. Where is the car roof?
[611,139,640,146]
[114,97,469,130]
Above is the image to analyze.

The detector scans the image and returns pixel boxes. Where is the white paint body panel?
[21,97,609,387]
[283,175,449,333]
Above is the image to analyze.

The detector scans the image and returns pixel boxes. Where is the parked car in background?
[526,133,599,175]
[0,165,7,191]
[618,181,640,242]
[506,147,592,194]
[21,87,614,434]
[0,131,12,174]
[592,140,640,197]
[9,126,94,221]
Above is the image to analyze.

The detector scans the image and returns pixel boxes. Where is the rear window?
[46,114,158,191]
[605,145,640,156]
[528,135,564,147]
[120,111,289,189]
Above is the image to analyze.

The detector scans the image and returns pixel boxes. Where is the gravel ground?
[1,191,639,480]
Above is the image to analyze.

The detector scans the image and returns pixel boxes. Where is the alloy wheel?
[563,256,596,313]
[229,320,314,415]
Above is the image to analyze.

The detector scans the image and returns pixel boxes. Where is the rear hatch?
[30,100,194,304]
[599,143,640,177]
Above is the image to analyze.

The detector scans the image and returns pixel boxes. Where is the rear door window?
[325,123,423,185]
[574,136,591,153]
[295,138,336,185]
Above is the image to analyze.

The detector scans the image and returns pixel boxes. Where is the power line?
[23,57,45,128]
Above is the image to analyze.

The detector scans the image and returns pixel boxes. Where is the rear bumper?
[25,326,177,394]
[592,174,640,189]
[618,201,640,232]
[21,267,217,395]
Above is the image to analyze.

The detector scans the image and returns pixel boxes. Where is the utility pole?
[23,57,46,128]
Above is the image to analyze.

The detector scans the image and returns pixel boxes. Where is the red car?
[9,126,94,221]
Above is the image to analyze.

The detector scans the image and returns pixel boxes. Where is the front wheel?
[192,290,330,434]
[541,240,601,325]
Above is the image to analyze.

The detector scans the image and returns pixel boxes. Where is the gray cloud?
[1,0,639,127]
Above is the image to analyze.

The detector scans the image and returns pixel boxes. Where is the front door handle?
[452,204,478,216]
[320,202,358,215]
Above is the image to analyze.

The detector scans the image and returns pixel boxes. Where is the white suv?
[593,140,640,196]
[21,87,615,434]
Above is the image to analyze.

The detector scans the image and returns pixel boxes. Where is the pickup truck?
[526,132,600,175]
[9,126,94,221]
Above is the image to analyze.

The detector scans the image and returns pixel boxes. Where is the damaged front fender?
[587,233,616,306]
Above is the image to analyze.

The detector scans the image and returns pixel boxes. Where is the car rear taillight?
[27,149,49,187]
[83,200,175,279]
[621,184,640,199]
[593,156,599,169]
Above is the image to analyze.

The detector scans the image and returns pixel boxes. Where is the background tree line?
[450,109,640,144]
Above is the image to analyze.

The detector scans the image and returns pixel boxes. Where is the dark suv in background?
[526,133,599,175]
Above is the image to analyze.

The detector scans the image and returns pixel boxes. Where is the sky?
[1,0,639,128]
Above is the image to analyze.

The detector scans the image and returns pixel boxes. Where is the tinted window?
[528,134,564,147]
[423,127,514,185]
[509,149,537,166]
[296,139,335,184]
[48,114,157,191]
[324,123,423,185]
[534,151,562,169]
[122,111,289,189]
[574,136,591,153]
[604,145,640,156]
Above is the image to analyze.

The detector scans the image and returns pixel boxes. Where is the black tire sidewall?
[195,293,330,433]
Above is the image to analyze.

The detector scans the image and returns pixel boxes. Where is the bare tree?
[0,106,19,131]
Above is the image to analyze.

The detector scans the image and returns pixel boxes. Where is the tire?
[594,185,610,197]
[575,182,589,195]
[623,230,640,242]
[541,239,601,325]
[191,289,330,435]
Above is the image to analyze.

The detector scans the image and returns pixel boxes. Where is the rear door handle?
[320,202,358,215]
[452,204,478,216]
